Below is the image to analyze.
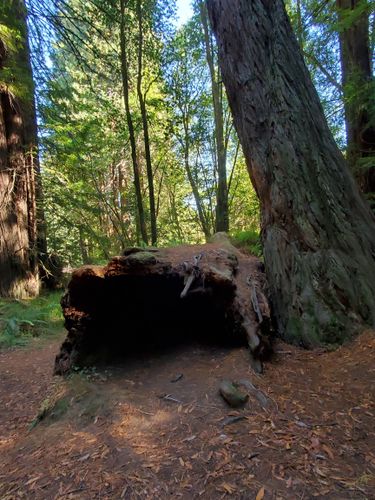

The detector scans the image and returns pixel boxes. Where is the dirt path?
[0,332,374,499]
[0,337,63,447]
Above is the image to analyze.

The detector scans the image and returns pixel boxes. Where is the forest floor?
[0,329,374,499]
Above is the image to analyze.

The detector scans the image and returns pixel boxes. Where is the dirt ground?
[0,330,374,499]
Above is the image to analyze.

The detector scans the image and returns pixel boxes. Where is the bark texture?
[207,0,375,346]
[55,235,271,374]
[0,0,40,298]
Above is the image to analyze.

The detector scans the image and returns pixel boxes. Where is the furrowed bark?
[207,0,375,346]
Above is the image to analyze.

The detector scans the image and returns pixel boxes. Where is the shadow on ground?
[0,331,374,499]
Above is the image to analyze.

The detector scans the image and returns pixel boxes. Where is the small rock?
[219,379,249,408]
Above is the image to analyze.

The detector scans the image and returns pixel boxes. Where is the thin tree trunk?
[168,189,184,242]
[22,14,48,284]
[136,0,157,245]
[78,226,90,264]
[207,0,375,346]
[296,0,304,48]
[199,0,229,233]
[336,0,375,199]
[183,122,211,240]
[18,0,48,281]
[119,0,148,245]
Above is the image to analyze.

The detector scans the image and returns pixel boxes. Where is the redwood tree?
[207,0,375,346]
[0,0,41,298]
[336,0,375,200]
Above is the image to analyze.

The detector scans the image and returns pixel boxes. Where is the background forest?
[1,0,374,268]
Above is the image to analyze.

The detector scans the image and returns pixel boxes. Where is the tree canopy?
[7,0,368,267]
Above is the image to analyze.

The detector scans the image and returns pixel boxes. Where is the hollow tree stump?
[54,234,272,375]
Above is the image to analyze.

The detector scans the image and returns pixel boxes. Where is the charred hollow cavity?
[78,275,242,362]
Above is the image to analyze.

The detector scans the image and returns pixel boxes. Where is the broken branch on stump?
[180,253,203,298]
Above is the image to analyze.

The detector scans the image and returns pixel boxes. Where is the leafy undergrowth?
[0,291,63,349]
[0,331,374,499]
[230,229,262,258]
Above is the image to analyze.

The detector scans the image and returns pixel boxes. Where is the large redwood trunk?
[0,91,39,298]
[0,0,40,298]
[207,0,375,346]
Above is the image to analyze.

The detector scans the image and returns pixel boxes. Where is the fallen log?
[54,234,273,375]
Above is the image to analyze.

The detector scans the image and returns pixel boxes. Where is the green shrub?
[0,291,63,349]
[230,229,263,257]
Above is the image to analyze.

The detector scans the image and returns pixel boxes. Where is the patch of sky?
[176,0,193,27]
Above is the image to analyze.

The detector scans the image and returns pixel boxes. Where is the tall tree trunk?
[199,0,229,233]
[295,0,304,49]
[21,9,48,285]
[336,0,375,200]
[207,0,375,346]
[0,0,42,298]
[78,226,90,264]
[136,0,157,245]
[119,0,148,245]
[16,0,47,282]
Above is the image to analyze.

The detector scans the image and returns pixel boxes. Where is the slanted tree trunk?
[0,0,42,298]
[119,0,148,245]
[199,1,229,232]
[336,0,375,200]
[182,118,211,240]
[207,0,375,346]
